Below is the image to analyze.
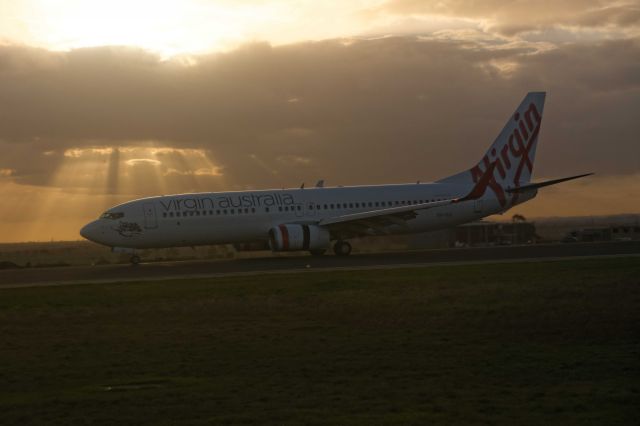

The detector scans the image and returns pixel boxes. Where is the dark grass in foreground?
[1,258,639,425]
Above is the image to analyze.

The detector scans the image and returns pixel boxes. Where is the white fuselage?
[80,182,528,250]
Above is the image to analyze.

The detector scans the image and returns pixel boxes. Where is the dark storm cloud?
[0,36,638,193]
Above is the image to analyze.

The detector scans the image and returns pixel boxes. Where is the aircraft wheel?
[309,249,327,256]
[130,255,141,265]
[333,241,352,256]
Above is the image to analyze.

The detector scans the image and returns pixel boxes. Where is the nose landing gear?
[111,247,141,265]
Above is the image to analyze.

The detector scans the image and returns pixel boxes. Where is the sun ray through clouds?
[11,143,226,241]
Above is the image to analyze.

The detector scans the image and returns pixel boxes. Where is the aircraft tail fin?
[437,92,546,205]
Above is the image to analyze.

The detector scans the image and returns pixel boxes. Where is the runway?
[1,241,639,289]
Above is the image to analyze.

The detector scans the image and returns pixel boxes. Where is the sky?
[0,0,639,242]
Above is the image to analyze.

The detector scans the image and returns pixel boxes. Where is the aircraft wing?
[318,162,497,239]
[318,199,454,238]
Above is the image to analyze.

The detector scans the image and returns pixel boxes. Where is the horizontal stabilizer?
[506,173,593,193]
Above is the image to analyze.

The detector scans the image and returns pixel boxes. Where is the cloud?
[125,158,162,166]
[164,167,223,177]
[375,0,640,35]
[1,37,638,194]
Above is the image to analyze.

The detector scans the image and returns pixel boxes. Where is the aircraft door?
[474,200,483,213]
[143,202,158,229]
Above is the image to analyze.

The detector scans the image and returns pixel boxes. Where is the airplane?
[80,92,592,264]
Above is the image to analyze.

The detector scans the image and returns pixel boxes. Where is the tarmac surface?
[1,241,639,289]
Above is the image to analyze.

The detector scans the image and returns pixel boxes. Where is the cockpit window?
[100,212,125,220]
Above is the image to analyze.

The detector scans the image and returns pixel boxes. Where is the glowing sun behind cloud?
[14,0,287,56]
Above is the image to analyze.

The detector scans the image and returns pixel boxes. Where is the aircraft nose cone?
[80,221,98,242]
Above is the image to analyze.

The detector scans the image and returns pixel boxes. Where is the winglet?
[454,161,497,203]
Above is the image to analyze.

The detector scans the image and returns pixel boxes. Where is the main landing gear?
[129,255,141,265]
[333,240,352,256]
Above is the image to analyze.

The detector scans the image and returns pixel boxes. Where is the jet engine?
[268,224,330,252]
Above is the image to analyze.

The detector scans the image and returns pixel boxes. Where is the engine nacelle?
[269,224,330,252]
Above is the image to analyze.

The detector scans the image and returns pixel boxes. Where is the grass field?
[1,258,639,425]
